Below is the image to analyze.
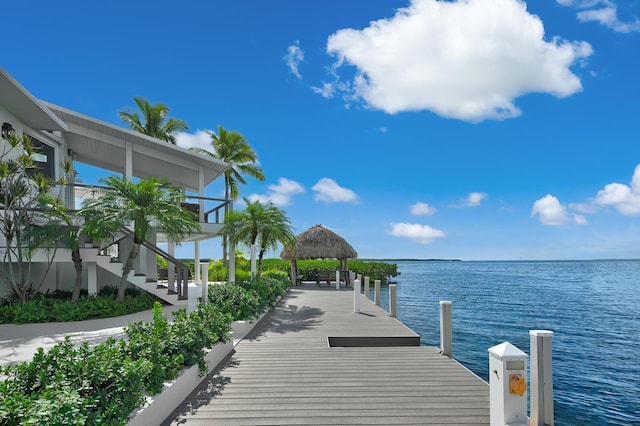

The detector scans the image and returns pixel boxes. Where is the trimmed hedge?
[0,288,158,325]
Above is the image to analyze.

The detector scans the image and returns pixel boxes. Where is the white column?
[200,261,209,304]
[194,241,201,284]
[530,330,554,426]
[439,301,452,357]
[87,262,98,295]
[353,279,361,313]
[335,271,340,290]
[198,166,205,223]
[374,280,380,306]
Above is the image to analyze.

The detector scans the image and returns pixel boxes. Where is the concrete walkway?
[0,303,184,366]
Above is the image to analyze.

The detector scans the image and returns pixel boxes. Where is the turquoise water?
[370,260,640,425]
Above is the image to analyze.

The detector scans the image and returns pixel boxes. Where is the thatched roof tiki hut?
[280,224,358,287]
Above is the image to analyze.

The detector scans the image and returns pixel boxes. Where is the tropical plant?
[220,198,294,276]
[81,176,201,299]
[191,125,265,265]
[118,96,188,144]
[0,134,65,303]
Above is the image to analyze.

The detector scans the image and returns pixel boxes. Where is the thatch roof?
[280,224,357,260]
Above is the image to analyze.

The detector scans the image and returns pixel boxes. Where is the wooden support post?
[353,279,361,313]
[374,280,381,306]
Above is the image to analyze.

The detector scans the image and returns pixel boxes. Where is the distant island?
[362,258,461,262]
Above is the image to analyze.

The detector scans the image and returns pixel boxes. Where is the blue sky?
[5,0,640,260]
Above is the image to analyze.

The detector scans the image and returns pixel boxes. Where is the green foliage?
[0,337,150,425]
[261,269,288,280]
[125,302,231,393]
[239,275,291,311]
[0,288,158,324]
[0,301,234,425]
[260,258,290,272]
[207,283,262,322]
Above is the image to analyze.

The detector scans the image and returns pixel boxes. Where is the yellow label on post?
[509,374,527,396]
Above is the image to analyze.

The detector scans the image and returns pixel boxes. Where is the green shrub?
[207,283,262,321]
[0,288,159,324]
[261,269,288,280]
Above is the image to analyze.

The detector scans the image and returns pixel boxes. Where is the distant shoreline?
[361,258,461,262]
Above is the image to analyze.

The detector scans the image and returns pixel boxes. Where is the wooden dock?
[162,284,489,425]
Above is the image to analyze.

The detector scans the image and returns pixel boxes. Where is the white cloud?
[531,194,568,225]
[452,192,488,208]
[285,40,305,79]
[387,222,446,244]
[247,177,305,206]
[321,0,592,122]
[311,82,336,99]
[312,178,358,203]
[593,165,640,215]
[557,0,640,33]
[578,6,640,33]
[410,202,436,216]
[574,214,588,225]
[175,130,211,151]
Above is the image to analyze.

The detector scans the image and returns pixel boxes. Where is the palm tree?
[256,205,295,273]
[81,176,201,300]
[220,198,294,276]
[27,195,86,301]
[192,126,265,265]
[118,96,188,144]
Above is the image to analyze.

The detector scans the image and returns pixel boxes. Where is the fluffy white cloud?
[557,0,640,33]
[312,178,358,203]
[531,195,568,225]
[322,0,592,122]
[175,130,212,151]
[247,177,305,206]
[410,202,436,216]
[285,40,305,79]
[593,165,640,215]
[387,223,446,244]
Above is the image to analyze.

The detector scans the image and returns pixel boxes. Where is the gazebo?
[280,224,358,286]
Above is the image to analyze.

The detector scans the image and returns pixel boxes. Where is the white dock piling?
[530,330,554,426]
[374,280,381,306]
[439,301,452,357]
[389,284,397,317]
[353,279,361,313]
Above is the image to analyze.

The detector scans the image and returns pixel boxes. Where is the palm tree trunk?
[71,248,83,302]
[119,242,141,300]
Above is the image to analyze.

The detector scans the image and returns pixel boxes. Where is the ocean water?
[370,260,640,425]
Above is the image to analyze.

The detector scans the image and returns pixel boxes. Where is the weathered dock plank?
[163,285,489,425]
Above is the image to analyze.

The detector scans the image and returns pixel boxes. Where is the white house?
[0,66,231,305]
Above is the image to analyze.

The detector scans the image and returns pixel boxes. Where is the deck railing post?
[353,279,361,313]
[335,271,340,290]
[374,280,381,306]
[530,330,554,426]
[439,301,452,357]
[389,284,397,317]
[364,276,370,300]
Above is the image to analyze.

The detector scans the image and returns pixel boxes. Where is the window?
[24,133,55,179]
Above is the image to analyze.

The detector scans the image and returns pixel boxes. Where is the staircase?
[96,228,192,306]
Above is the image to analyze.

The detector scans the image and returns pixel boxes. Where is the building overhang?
[0,67,67,132]
[43,102,229,191]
